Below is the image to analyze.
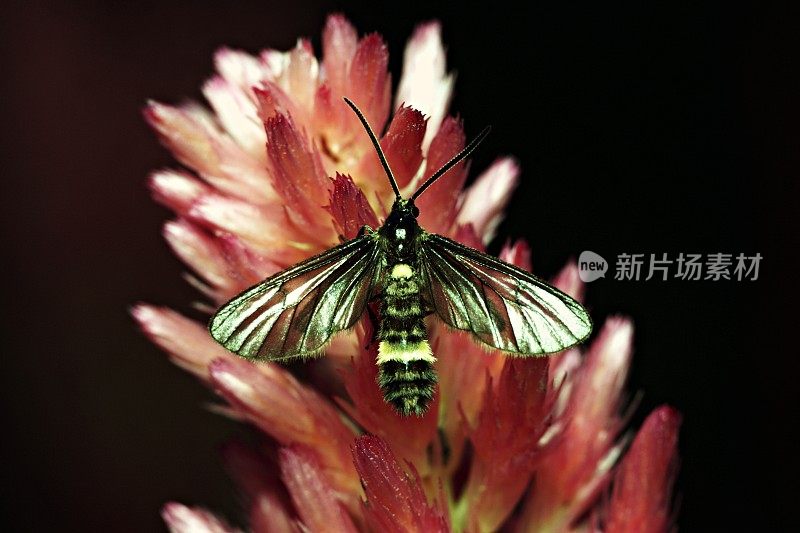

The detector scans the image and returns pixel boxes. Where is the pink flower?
[135,14,681,532]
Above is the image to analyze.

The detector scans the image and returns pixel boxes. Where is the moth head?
[385,198,420,237]
[391,198,420,219]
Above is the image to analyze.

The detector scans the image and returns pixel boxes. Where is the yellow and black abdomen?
[377,262,436,416]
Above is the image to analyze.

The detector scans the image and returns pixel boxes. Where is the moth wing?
[419,233,592,354]
[209,234,381,360]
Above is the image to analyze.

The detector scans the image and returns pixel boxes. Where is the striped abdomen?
[377,263,437,416]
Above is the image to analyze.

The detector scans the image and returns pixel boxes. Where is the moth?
[209,98,592,416]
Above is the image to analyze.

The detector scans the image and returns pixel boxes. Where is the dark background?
[1,1,797,531]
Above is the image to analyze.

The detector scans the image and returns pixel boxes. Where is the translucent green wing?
[419,233,592,355]
[209,234,381,360]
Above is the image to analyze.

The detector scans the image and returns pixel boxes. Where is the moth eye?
[411,205,420,217]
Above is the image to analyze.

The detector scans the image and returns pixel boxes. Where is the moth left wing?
[419,233,592,355]
[209,233,381,360]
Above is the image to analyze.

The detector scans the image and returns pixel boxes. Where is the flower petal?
[202,76,265,156]
[322,14,358,96]
[132,305,232,380]
[264,113,336,243]
[461,358,552,532]
[148,169,210,215]
[347,33,391,135]
[518,317,633,531]
[433,328,501,460]
[353,435,450,533]
[396,22,454,150]
[214,233,283,290]
[163,219,231,295]
[162,503,240,533]
[279,446,358,533]
[145,100,220,173]
[145,101,274,203]
[415,116,467,235]
[381,105,427,189]
[221,442,299,533]
[355,105,427,205]
[188,192,298,255]
[499,238,532,271]
[208,357,360,501]
[451,223,484,251]
[604,406,681,533]
[250,494,299,533]
[551,260,585,301]
[284,39,319,113]
[457,157,519,244]
[214,47,270,90]
[326,173,379,240]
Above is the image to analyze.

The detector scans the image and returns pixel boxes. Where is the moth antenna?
[410,125,491,201]
[343,97,402,200]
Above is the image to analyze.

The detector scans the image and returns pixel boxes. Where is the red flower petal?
[254,82,303,125]
[518,318,633,531]
[279,446,358,533]
[264,113,335,242]
[208,357,360,502]
[416,116,467,235]
[433,327,502,464]
[380,105,427,189]
[452,223,484,251]
[552,260,585,301]
[604,406,681,533]
[347,33,391,135]
[499,239,532,271]
[326,173,379,240]
[355,105,427,206]
[221,442,298,533]
[353,435,450,533]
[461,358,552,531]
[322,14,358,97]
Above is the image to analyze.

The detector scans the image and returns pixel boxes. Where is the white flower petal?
[163,219,230,290]
[457,157,519,243]
[162,502,240,533]
[149,170,209,213]
[202,76,265,155]
[395,22,454,150]
[214,47,270,89]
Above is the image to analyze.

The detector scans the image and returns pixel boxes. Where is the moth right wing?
[209,233,381,360]
[419,233,592,355]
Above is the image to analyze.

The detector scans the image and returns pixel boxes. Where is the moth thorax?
[377,340,437,416]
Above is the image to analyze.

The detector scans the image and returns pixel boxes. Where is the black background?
[1,1,797,531]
